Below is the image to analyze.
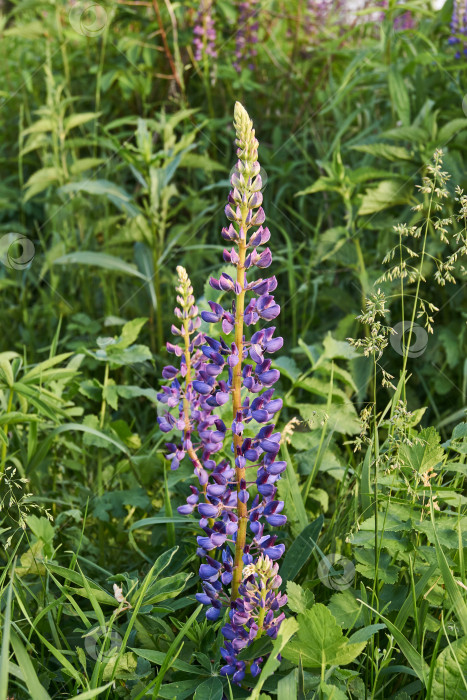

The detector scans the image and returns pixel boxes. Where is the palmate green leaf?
[399,427,444,474]
[432,636,467,699]
[286,582,315,614]
[282,605,365,670]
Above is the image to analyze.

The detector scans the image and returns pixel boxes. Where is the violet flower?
[193,0,217,62]
[449,0,467,58]
[159,103,287,683]
[234,0,259,72]
[305,0,329,42]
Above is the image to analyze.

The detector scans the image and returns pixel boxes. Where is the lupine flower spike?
[159,103,287,684]
[449,0,467,58]
[193,0,217,62]
[234,0,259,72]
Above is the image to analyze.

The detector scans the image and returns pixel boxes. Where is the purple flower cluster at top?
[449,0,467,58]
[157,102,287,684]
[305,0,329,41]
[234,0,259,72]
[193,0,217,62]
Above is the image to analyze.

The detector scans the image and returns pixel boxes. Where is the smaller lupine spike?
[193,0,217,62]
[234,0,259,72]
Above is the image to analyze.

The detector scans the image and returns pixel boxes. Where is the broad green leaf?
[193,678,224,700]
[432,636,467,699]
[358,179,412,216]
[286,581,315,614]
[282,605,365,670]
[328,590,364,629]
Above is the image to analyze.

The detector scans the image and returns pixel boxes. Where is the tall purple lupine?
[158,103,287,684]
[234,0,259,72]
[449,0,467,58]
[193,0,217,62]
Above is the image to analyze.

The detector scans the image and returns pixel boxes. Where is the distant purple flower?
[449,0,467,58]
[234,0,259,72]
[193,0,217,62]
[393,10,415,31]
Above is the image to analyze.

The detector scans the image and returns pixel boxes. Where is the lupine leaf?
[282,606,365,669]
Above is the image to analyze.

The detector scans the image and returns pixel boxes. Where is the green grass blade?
[10,632,52,700]
[0,581,13,700]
